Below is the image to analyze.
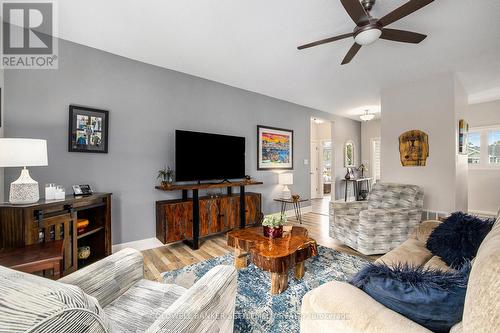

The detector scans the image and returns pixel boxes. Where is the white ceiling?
[57,0,500,119]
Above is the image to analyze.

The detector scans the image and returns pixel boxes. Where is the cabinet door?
[199,198,219,236]
[164,201,192,243]
[246,194,262,226]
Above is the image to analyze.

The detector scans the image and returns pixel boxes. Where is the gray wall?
[4,39,360,244]
[0,69,4,202]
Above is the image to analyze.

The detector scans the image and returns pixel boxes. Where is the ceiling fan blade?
[340,0,369,25]
[380,28,427,43]
[298,33,353,50]
[341,43,361,65]
[378,0,434,27]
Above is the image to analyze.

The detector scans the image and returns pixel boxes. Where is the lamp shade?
[278,173,293,185]
[0,138,48,167]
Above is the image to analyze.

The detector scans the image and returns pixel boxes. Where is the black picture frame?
[68,105,109,153]
[257,125,294,170]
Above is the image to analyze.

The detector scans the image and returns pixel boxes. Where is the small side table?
[342,178,373,201]
[0,240,64,279]
[274,198,309,224]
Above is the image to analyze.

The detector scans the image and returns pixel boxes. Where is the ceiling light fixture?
[360,110,375,121]
[354,26,382,46]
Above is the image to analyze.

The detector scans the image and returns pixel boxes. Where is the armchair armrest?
[300,281,432,333]
[59,248,144,307]
[331,201,369,216]
[146,265,237,333]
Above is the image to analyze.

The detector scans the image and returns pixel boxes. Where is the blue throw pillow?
[426,212,494,268]
[350,263,470,333]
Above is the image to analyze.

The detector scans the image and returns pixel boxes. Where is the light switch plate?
[304,159,309,165]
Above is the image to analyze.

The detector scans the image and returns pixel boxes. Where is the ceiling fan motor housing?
[361,0,376,12]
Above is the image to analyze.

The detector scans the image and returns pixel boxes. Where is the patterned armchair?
[0,248,237,332]
[330,183,424,255]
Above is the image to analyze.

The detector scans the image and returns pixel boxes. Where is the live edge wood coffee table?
[227,226,317,294]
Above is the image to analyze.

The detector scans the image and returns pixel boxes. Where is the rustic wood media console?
[0,193,112,277]
[155,180,263,249]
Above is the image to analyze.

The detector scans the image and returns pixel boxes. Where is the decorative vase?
[263,225,283,239]
[78,246,91,260]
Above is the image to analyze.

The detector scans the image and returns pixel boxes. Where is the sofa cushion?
[0,265,109,332]
[426,212,494,268]
[104,279,186,333]
[424,256,453,272]
[461,215,500,333]
[350,263,471,333]
[409,220,442,243]
[376,238,433,268]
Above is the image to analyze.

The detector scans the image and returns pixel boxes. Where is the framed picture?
[257,125,293,170]
[344,140,355,167]
[68,105,109,153]
[458,119,469,155]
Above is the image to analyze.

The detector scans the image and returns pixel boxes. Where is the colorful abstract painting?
[257,125,293,170]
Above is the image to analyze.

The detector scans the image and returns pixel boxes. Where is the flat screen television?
[175,130,245,182]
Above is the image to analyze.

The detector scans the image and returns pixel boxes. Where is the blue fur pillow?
[350,263,470,333]
[426,212,494,268]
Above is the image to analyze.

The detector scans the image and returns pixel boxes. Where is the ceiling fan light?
[354,28,382,46]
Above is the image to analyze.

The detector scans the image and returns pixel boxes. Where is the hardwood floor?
[142,211,377,281]
[311,197,331,216]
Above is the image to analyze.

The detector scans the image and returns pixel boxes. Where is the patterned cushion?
[368,183,424,210]
[104,279,186,333]
[0,266,109,333]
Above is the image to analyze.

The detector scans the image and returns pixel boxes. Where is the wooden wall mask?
[399,130,429,166]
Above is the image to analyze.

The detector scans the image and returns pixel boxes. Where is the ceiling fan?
[298,0,434,65]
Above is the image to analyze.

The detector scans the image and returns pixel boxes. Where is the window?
[468,126,500,168]
[489,130,500,164]
[468,132,481,164]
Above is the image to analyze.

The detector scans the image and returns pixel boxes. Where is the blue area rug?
[162,246,369,332]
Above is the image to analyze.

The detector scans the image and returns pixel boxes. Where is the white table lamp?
[0,139,48,204]
[278,173,293,199]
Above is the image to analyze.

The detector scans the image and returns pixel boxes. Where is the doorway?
[310,118,333,214]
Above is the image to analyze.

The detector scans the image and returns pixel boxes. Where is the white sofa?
[301,211,500,333]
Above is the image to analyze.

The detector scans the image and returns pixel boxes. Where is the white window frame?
[468,125,500,170]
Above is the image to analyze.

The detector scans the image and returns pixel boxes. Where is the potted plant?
[157,166,174,187]
[262,213,287,239]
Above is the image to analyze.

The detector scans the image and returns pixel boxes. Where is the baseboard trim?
[112,237,164,253]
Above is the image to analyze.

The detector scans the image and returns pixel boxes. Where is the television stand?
[155,180,263,250]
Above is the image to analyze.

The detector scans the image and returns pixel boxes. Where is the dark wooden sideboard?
[0,193,112,276]
[156,181,263,249]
